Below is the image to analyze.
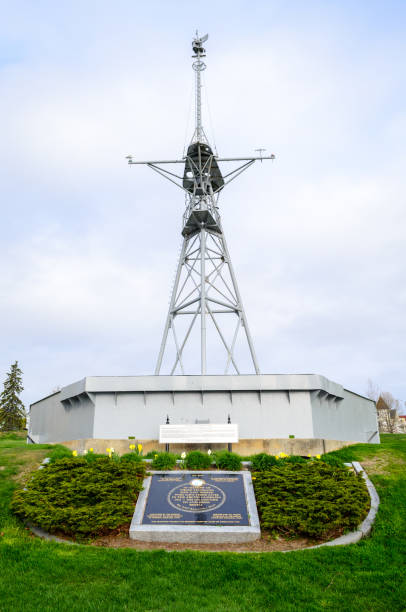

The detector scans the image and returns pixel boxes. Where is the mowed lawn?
[0,434,405,612]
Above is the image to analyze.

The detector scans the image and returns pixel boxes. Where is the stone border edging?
[25,459,379,552]
[27,522,79,545]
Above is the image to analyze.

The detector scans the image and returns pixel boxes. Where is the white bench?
[159,423,239,444]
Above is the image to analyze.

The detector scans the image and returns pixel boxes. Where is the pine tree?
[0,361,26,431]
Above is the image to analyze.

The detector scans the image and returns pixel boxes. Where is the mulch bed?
[90,531,318,552]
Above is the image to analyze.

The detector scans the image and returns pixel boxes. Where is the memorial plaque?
[142,473,248,526]
[130,470,260,543]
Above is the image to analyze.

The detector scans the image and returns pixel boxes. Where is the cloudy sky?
[1,0,405,409]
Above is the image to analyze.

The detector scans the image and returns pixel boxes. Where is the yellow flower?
[316,454,321,459]
[252,476,256,480]
[89,448,94,453]
[154,454,158,458]
[307,454,311,458]
[129,444,136,450]
[137,443,143,453]
[275,455,279,460]
[72,450,77,457]
[106,448,111,453]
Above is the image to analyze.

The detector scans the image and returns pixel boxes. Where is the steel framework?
[127,33,275,375]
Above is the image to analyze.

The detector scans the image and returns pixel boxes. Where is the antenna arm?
[146,164,189,194]
[216,155,275,162]
[128,159,185,165]
[147,163,184,181]
[127,155,275,164]
[213,155,275,192]
[221,160,255,180]
[214,160,255,192]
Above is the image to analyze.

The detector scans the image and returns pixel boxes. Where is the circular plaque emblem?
[167,479,226,513]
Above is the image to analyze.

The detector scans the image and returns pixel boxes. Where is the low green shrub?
[253,461,369,540]
[11,457,146,539]
[320,454,345,467]
[250,453,278,470]
[47,446,73,463]
[83,452,107,463]
[150,452,177,470]
[214,451,242,471]
[251,453,306,469]
[284,455,306,464]
[184,451,212,470]
[120,452,144,463]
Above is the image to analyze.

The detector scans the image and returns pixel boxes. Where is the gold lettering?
[147,513,182,519]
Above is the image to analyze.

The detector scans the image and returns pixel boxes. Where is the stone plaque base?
[129,471,260,543]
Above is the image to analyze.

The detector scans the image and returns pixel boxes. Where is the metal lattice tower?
[127,33,275,375]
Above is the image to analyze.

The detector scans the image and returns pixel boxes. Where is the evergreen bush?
[184,450,212,470]
[47,447,73,463]
[82,452,107,463]
[120,452,144,463]
[320,454,345,467]
[150,452,177,470]
[253,461,370,539]
[145,450,159,459]
[11,457,146,539]
[214,450,242,471]
[284,455,306,464]
[250,453,278,471]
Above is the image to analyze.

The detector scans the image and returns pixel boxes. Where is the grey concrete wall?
[30,392,95,443]
[93,392,145,439]
[91,389,313,440]
[230,390,313,439]
[311,389,379,443]
[69,374,345,396]
[29,374,379,445]
[29,392,62,443]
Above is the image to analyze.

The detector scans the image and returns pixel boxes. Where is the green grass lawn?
[0,433,405,612]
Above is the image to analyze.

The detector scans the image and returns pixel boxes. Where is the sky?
[0,0,405,410]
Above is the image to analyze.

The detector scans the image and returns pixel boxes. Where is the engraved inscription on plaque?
[142,473,249,526]
[167,479,226,513]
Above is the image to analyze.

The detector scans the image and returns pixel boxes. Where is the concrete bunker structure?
[29,374,379,455]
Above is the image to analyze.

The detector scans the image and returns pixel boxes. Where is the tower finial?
[192,33,209,144]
